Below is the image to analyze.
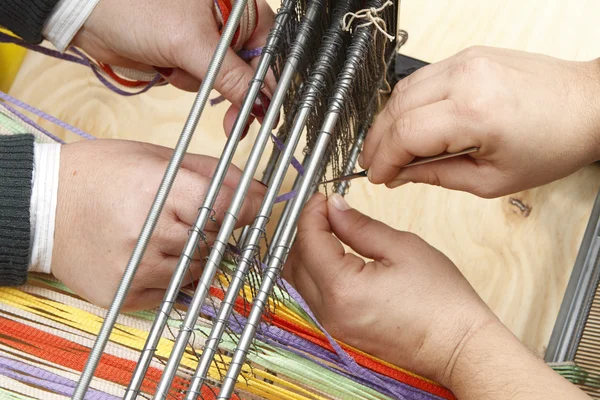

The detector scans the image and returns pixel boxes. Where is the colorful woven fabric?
[0,271,456,399]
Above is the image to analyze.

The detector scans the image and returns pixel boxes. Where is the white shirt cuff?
[42,0,101,52]
[29,143,61,275]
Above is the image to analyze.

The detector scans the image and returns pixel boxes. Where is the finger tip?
[328,193,351,212]
[386,179,410,189]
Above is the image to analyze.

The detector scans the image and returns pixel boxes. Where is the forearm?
[447,319,589,400]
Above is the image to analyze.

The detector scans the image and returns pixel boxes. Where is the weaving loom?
[3,0,600,398]
[547,189,600,399]
[0,0,461,398]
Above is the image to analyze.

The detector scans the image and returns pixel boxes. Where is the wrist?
[443,317,508,390]
[443,317,587,400]
[432,314,499,389]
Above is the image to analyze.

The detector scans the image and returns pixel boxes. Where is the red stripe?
[0,316,236,399]
[208,287,456,399]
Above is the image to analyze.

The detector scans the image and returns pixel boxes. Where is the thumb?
[327,194,403,261]
[385,157,489,196]
[283,193,349,305]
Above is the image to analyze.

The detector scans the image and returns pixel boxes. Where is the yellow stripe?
[0,287,315,399]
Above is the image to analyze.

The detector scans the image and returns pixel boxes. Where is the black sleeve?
[0,0,60,43]
[0,134,34,286]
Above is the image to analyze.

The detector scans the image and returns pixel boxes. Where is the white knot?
[341,0,395,41]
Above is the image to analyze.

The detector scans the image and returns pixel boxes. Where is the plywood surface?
[9,0,600,355]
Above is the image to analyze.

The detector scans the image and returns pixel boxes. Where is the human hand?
[73,0,275,132]
[361,46,600,198]
[283,192,495,385]
[284,193,589,399]
[50,139,265,311]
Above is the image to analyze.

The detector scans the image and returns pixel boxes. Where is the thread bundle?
[0,273,455,399]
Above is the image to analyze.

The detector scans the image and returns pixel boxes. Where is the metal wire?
[122,2,297,398]
[215,3,389,396]
[152,0,329,396]
[183,0,355,393]
[72,0,251,397]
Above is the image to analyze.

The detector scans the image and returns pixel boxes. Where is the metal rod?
[72,0,250,398]
[122,3,295,398]
[153,1,326,395]
[217,13,377,399]
[218,114,339,400]
[184,4,353,391]
[268,154,307,250]
[186,92,309,399]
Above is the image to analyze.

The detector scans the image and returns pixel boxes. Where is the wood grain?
[9,0,600,356]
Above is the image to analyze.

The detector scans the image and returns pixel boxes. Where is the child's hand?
[284,193,495,385]
[51,139,265,311]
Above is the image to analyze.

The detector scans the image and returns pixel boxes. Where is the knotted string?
[341,0,395,41]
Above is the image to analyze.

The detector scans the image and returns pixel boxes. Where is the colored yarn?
[0,91,95,141]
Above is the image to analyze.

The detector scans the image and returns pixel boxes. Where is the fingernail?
[358,153,364,168]
[387,179,410,188]
[251,92,271,120]
[329,193,351,211]
[152,66,174,78]
[242,117,255,140]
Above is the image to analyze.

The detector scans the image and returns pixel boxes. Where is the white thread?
[215,0,258,51]
[341,0,395,41]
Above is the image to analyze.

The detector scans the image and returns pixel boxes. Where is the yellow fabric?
[0,29,26,93]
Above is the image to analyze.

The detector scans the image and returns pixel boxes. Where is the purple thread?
[271,133,305,175]
[0,91,95,140]
[0,32,163,97]
[209,95,227,107]
[0,101,65,143]
[0,32,88,67]
[238,47,263,59]
[275,190,297,203]
[0,355,117,400]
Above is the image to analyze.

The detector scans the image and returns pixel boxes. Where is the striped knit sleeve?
[0,0,60,43]
[0,134,34,286]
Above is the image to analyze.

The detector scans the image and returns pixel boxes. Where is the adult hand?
[51,139,265,311]
[284,193,589,399]
[361,46,600,198]
[73,0,276,133]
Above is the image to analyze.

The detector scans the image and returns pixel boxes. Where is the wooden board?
[8,0,600,356]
